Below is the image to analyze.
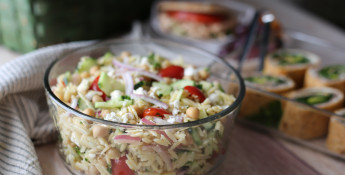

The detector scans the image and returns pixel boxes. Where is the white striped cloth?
[0,41,95,175]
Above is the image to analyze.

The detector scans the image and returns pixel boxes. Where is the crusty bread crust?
[159,1,230,15]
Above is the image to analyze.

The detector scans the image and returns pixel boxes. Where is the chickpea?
[186,107,199,120]
[198,69,209,80]
[89,66,100,75]
[161,60,171,68]
[80,71,90,79]
[86,165,99,175]
[100,110,110,118]
[71,73,81,85]
[140,64,150,71]
[183,75,193,80]
[164,77,172,84]
[97,157,107,167]
[92,95,103,103]
[106,148,120,159]
[92,124,109,138]
[83,108,95,117]
[121,51,131,58]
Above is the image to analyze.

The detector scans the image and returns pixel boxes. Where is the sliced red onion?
[141,145,153,151]
[113,59,143,71]
[154,145,173,171]
[70,98,78,109]
[130,93,168,109]
[141,118,156,125]
[132,71,165,82]
[155,130,173,144]
[122,72,133,96]
[114,135,141,144]
[113,59,165,82]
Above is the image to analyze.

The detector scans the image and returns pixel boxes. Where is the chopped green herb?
[134,81,145,90]
[153,62,161,69]
[148,53,155,62]
[121,95,131,100]
[84,158,90,163]
[195,84,203,90]
[107,164,112,173]
[80,121,83,124]
[74,146,81,155]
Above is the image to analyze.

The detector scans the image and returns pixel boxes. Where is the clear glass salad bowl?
[43,39,245,175]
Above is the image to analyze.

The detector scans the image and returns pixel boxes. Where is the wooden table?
[2,0,345,174]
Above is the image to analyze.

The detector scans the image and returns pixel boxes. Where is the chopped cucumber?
[77,56,97,73]
[78,92,94,110]
[78,98,88,110]
[199,81,213,91]
[95,99,133,108]
[172,79,195,89]
[152,82,172,96]
[98,72,125,96]
[98,52,114,65]
[199,109,208,119]
[171,89,184,102]
[188,128,202,146]
[202,122,214,130]
[215,82,225,92]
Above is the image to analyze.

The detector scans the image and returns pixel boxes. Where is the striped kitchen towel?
[0,41,95,175]
[0,21,145,175]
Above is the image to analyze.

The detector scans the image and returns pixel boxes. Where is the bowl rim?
[43,38,245,129]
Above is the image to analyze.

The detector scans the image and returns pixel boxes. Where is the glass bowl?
[43,39,245,175]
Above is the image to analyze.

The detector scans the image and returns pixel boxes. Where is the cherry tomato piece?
[90,75,107,101]
[143,108,170,118]
[159,65,184,79]
[166,11,225,24]
[111,156,134,175]
[184,86,206,102]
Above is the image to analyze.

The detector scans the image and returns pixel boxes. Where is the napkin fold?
[0,41,95,175]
